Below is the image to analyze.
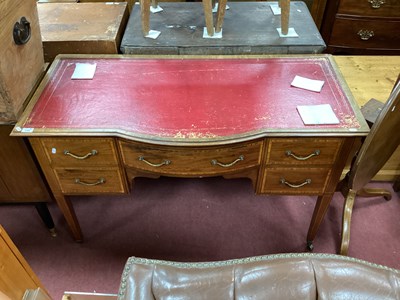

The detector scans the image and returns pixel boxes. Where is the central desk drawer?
[54,168,126,194]
[40,138,119,167]
[118,141,262,176]
[266,138,342,165]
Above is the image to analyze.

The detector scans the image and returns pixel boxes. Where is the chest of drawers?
[320,0,400,54]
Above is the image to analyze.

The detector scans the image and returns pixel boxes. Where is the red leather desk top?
[15,55,369,144]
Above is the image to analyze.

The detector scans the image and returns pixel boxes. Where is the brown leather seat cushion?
[118,253,400,299]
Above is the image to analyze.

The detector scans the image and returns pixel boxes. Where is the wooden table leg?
[54,194,83,242]
[140,0,151,36]
[34,203,57,237]
[215,0,227,33]
[202,0,214,36]
[29,138,83,242]
[306,193,334,251]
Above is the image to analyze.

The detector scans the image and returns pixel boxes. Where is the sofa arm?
[118,253,400,300]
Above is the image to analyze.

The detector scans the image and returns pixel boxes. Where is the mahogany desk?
[12,55,369,249]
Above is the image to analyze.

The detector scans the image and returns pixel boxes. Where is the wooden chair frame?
[339,74,400,255]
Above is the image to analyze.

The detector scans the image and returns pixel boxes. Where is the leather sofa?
[118,253,400,299]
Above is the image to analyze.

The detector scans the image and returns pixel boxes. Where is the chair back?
[349,74,400,191]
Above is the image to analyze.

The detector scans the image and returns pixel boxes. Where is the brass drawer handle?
[285,150,320,161]
[368,0,385,8]
[64,149,98,160]
[75,177,105,186]
[211,155,244,167]
[280,178,311,188]
[138,156,171,167]
[357,29,374,41]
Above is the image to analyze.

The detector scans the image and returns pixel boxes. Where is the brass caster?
[306,241,314,251]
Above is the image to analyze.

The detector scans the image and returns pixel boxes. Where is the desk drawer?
[338,0,400,17]
[40,138,119,167]
[266,138,342,165]
[54,168,126,194]
[119,140,262,176]
[260,167,331,194]
[330,18,400,50]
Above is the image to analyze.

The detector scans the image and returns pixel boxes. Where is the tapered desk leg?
[202,0,214,36]
[54,194,83,242]
[29,138,83,242]
[306,193,334,251]
[34,203,57,237]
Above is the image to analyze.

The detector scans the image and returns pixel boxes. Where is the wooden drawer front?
[330,18,400,50]
[55,168,126,194]
[266,138,342,165]
[40,138,119,167]
[119,141,262,176]
[338,0,400,18]
[260,168,331,194]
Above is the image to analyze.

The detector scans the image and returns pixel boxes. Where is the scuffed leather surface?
[118,253,400,300]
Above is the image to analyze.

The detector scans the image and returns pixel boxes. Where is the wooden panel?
[266,138,342,165]
[54,168,126,194]
[0,125,51,203]
[0,0,44,122]
[119,140,262,176]
[0,176,12,200]
[38,2,129,62]
[40,138,119,167]
[0,225,49,299]
[260,167,331,194]
[310,0,327,29]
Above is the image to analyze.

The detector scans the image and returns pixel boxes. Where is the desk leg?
[54,194,83,242]
[29,138,83,242]
[306,193,333,251]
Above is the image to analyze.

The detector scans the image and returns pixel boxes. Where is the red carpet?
[1,177,399,299]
